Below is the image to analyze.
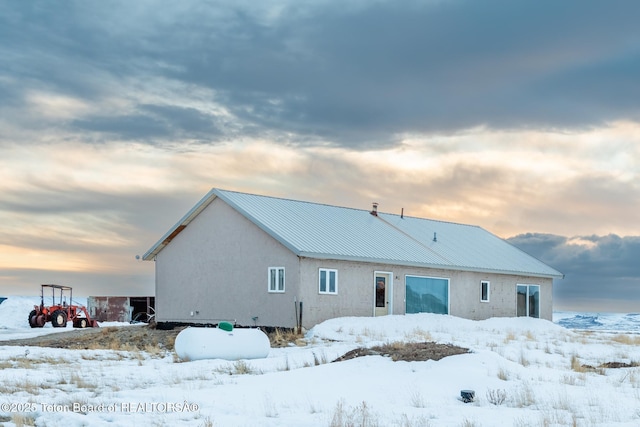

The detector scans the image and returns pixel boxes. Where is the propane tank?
[174,325,270,361]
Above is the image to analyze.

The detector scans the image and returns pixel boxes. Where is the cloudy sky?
[1,0,639,312]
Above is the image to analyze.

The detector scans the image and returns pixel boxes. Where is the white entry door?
[374,272,393,316]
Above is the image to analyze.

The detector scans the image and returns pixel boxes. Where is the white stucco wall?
[155,197,300,327]
[297,258,553,328]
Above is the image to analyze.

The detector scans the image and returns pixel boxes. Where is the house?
[143,188,563,329]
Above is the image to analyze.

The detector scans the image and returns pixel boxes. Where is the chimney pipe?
[371,202,378,216]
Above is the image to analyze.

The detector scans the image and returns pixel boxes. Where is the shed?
[87,296,155,323]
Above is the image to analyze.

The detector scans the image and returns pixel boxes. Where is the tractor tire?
[74,318,88,328]
[51,310,68,328]
[35,315,46,327]
[28,310,39,328]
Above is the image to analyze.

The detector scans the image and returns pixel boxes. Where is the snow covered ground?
[1,297,640,426]
[554,311,640,333]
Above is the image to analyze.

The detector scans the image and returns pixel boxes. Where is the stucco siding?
[155,197,300,327]
[297,259,554,328]
[298,258,378,327]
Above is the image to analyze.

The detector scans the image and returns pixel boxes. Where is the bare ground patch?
[581,361,640,371]
[0,325,301,352]
[0,325,183,351]
[333,342,469,363]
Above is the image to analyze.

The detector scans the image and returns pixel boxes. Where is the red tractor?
[29,284,99,328]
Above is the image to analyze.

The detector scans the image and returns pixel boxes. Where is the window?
[375,276,386,308]
[516,284,540,318]
[268,267,285,293]
[319,268,338,294]
[405,275,449,314]
[481,281,490,302]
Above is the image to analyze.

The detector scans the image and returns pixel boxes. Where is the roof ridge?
[217,188,480,228]
[380,211,483,229]
[216,188,378,214]
[373,214,453,264]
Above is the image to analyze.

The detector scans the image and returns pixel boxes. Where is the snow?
[1,297,640,426]
[554,311,640,333]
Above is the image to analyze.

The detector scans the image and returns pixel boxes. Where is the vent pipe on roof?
[371,202,378,216]
[401,208,404,219]
[433,232,437,242]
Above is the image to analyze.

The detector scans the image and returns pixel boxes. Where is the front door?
[374,272,393,316]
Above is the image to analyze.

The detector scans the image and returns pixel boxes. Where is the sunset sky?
[1,1,639,312]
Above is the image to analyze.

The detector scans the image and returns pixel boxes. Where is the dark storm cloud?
[72,114,170,140]
[139,105,221,136]
[508,233,640,311]
[155,0,640,140]
[72,104,222,142]
[2,0,640,147]
[0,79,20,108]
[0,2,116,102]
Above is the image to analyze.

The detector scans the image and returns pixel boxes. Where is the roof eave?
[297,252,563,279]
[142,189,219,261]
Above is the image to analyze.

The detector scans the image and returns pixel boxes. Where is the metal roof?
[143,188,563,279]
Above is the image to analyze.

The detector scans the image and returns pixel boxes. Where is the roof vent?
[371,202,379,216]
[433,232,437,242]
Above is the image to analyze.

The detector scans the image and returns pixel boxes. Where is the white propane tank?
[174,325,270,361]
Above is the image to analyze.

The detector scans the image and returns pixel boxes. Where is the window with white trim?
[480,280,490,302]
[268,267,285,293]
[319,268,338,294]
